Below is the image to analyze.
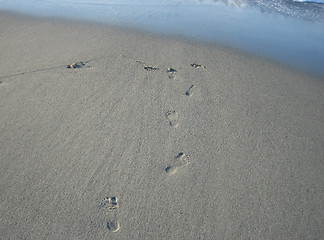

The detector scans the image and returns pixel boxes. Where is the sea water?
[1,0,324,77]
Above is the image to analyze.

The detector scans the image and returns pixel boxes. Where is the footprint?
[100,196,120,232]
[143,65,159,71]
[167,68,177,79]
[123,55,159,71]
[186,85,196,96]
[134,60,159,71]
[67,62,86,69]
[166,111,179,127]
[191,63,205,69]
[100,197,118,210]
[165,153,190,174]
[107,216,120,232]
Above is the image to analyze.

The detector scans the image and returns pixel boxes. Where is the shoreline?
[1,5,324,77]
[0,12,323,239]
[1,11,324,81]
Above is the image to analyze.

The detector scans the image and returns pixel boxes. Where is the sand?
[0,12,323,239]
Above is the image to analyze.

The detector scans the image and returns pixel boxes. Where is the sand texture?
[0,12,323,239]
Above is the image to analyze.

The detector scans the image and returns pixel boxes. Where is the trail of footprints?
[64,57,204,233]
[98,61,203,232]
[0,57,205,233]
[163,63,203,175]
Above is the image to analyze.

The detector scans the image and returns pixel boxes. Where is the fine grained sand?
[0,12,323,240]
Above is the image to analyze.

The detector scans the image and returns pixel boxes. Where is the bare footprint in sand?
[67,62,86,69]
[166,111,179,127]
[67,61,94,69]
[144,65,159,71]
[186,85,196,96]
[134,60,159,71]
[165,153,190,174]
[101,197,118,210]
[167,68,177,79]
[191,63,205,69]
[100,196,120,232]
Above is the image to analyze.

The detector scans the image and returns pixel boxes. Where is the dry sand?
[0,12,323,239]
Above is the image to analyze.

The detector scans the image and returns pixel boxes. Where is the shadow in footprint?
[191,63,205,69]
[144,65,159,71]
[186,85,196,96]
[67,62,86,69]
[165,152,190,174]
[166,111,179,127]
[167,68,177,79]
[101,197,118,210]
[107,217,120,232]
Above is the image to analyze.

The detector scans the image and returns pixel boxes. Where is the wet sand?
[0,12,323,239]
